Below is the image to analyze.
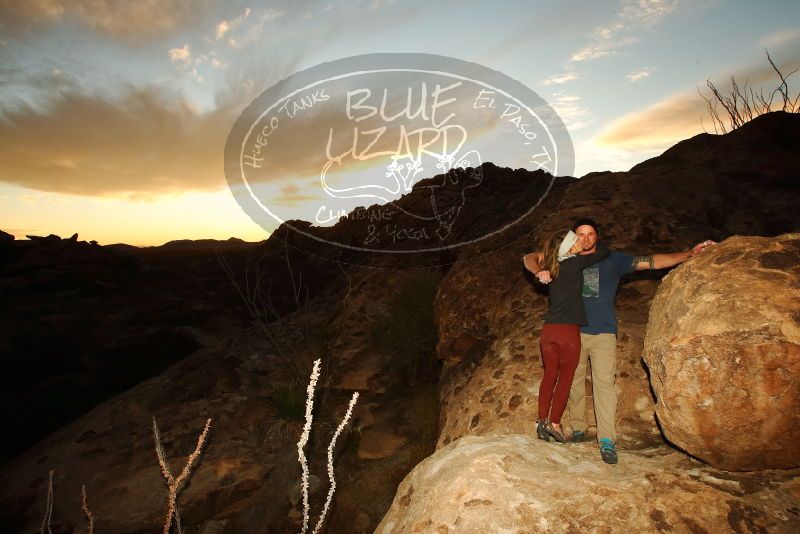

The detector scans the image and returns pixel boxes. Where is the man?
[525,218,714,464]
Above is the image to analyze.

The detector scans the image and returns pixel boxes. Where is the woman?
[525,229,609,443]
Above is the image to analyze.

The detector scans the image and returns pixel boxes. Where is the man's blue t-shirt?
[580,250,636,335]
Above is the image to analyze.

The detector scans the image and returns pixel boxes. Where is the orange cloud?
[0,87,234,198]
[0,0,212,41]
[593,91,706,152]
[594,53,800,152]
[0,77,504,200]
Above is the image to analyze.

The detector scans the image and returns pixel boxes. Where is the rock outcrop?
[433,113,800,454]
[377,434,799,533]
[379,113,800,531]
[643,233,800,471]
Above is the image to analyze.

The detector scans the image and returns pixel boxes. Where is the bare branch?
[701,49,800,131]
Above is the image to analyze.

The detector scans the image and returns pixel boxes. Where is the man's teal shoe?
[599,438,618,464]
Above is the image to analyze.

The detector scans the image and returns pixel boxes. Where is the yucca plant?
[266,383,307,443]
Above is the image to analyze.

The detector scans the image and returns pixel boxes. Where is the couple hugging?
[523,218,715,464]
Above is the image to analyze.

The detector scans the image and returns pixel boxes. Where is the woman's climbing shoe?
[545,421,568,444]
[536,420,550,441]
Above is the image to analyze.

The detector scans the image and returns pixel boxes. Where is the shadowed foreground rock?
[0,266,440,533]
[376,434,800,533]
[644,233,800,471]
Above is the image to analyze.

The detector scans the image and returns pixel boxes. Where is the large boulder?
[376,434,800,533]
[643,234,800,470]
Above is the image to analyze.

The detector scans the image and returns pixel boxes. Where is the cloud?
[0,59,80,94]
[759,28,800,48]
[571,36,639,62]
[0,76,501,200]
[169,44,191,63]
[272,182,321,207]
[538,1,681,100]
[617,0,682,27]
[542,71,580,86]
[574,136,647,176]
[0,87,235,198]
[214,7,250,40]
[0,0,213,42]
[549,92,593,131]
[17,191,73,206]
[593,90,706,152]
[0,3,532,202]
[626,67,653,83]
[304,4,333,18]
[167,44,203,82]
[225,8,284,49]
[592,51,800,152]
[0,0,64,23]
[189,68,203,83]
[569,0,682,63]
[369,0,396,10]
[215,20,230,40]
[18,192,44,205]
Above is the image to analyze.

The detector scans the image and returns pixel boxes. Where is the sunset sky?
[1,0,798,246]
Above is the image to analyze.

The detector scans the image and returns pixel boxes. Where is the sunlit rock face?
[644,233,800,471]
[376,434,799,534]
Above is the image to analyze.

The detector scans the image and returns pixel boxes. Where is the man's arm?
[523,251,544,274]
[569,242,610,269]
[633,240,716,271]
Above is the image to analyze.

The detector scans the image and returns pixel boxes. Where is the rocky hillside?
[1,111,798,532]
[0,232,264,464]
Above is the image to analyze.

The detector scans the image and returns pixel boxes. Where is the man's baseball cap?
[572,218,599,234]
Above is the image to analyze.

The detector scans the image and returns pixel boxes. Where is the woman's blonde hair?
[539,230,570,280]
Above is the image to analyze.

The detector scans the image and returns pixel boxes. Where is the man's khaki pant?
[568,333,617,442]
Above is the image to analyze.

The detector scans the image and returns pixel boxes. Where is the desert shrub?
[700,49,799,133]
[266,383,307,443]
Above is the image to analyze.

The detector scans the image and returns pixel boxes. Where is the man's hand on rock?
[691,240,717,257]
[536,270,552,284]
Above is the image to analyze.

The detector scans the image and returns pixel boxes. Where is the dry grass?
[40,470,53,534]
[33,355,361,533]
[152,417,212,534]
[81,485,94,534]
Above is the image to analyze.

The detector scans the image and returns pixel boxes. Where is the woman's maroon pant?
[538,323,581,424]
